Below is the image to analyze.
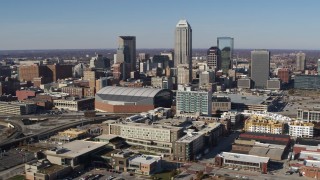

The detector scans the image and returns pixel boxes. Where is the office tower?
[250,50,270,89]
[83,69,96,89]
[138,53,150,62]
[174,20,192,83]
[96,77,109,92]
[278,68,290,83]
[46,64,73,82]
[207,46,221,70]
[117,36,136,70]
[296,52,306,71]
[18,64,40,82]
[176,87,212,117]
[217,37,234,74]
[318,59,320,74]
[161,51,174,61]
[73,63,86,78]
[199,70,215,86]
[177,65,190,85]
[89,54,110,70]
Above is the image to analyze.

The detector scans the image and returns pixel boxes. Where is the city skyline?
[1,0,320,50]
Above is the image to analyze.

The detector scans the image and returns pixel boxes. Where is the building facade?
[244,116,284,134]
[297,108,320,122]
[217,37,234,74]
[176,88,212,117]
[294,75,320,90]
[296,52,306,71]
[288,121,314,138]
[174,20,192,83]
[207,46,221,70]
[250,50,270,89]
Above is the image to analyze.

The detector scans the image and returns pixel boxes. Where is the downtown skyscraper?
[250,50,270,89]
[174,20,192,84]
[217,37,234,74]
[296,52,306,71]
[117,36,136,71]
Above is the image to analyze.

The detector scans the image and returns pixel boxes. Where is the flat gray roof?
[130,155,161,165]
[220,152,269,163]
[216,93,268,105]
[46,140,107,158]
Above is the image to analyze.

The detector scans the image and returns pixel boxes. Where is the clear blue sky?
[1,0,320,50]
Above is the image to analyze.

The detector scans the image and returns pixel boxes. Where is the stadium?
[95,86,173,113]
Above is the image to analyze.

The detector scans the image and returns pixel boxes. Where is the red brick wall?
[95,101,155,113]
[293,146,306,156]
[301,166,320,178]
[261,163,268,174]
[16,90,36,101]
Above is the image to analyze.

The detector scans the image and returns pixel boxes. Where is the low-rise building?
[297,108,320,122]
[128,155,162,175]
[111,150,134,172]
[44,140,107,167]
[25,159,71,180]
[107,122,183,154]
[288,121,314,138]
[212,96,231,114]
[53,97,94,111]
[215,152,269,174]
[244,115,284,134]
[173,130,205,161]
[0,101,36,115]
[50,128,88,142]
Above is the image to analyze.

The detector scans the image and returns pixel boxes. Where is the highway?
[0,114,122,149]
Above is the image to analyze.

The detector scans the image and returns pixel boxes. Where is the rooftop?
[227,94,269,105]
[130,155,161,165]
[176,131,204,143]
[45,140,107,158]
[176,19,191,28]
[220,152,269,163]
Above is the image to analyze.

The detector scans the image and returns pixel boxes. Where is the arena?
[95,86,173,113]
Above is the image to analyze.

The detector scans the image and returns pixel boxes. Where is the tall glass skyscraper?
[174,20,192,83]
[217,37,234,74]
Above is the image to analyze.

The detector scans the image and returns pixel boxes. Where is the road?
[200,131,240,164]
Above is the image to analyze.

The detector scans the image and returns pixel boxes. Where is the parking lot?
[0,148,35,171]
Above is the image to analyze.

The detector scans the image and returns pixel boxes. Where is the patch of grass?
[8,175,25,180]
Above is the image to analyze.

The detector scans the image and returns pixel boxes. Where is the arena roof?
[95,86,171,103]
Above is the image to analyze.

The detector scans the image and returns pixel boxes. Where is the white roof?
[130,155,161,165]
[220,152,269,163]
[176,19,191,28]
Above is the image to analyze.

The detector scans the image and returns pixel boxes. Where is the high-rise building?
[138,53,150,62]
[296,52,306,71]
[177,65,190,85]
[73,63,86,78]
[174,20,192,83]
[250,50,270,89]
[161,51,174,61]
[89,54,110,70]
[277,68,290,83]
[199,70,215,86]
[217,37,234,74]
[176,87,212,117]
[117,36,136,71]
[207,46,221,70]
